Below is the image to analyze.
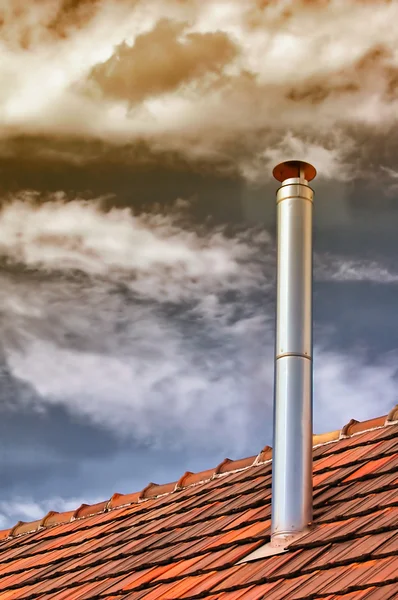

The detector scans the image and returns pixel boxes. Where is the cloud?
[5,308,397,455]
[239,132,354,182]
[87,19,238,104]
[6,329,272,453]
[380,165,398,197]
[1,193,397,457]
[0,193,271,454]
[0,193,397,294]
[0,193,265,304]
[1,0,398,180]
[381,166,398,179]
[315,255,398,283]
[0,0,102,49]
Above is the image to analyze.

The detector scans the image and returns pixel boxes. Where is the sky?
[1,0,398,529]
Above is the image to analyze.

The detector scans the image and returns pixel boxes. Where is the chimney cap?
[273,160,316,183]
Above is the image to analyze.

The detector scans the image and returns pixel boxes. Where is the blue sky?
[0,0,398,528]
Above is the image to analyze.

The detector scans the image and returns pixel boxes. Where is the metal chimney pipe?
[271,160,316,546]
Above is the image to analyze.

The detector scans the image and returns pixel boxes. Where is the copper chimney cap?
[273,160,317,183]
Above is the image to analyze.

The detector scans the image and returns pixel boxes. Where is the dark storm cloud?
[286,45,398,106]
[87,19,238,104]
[47,0,102,39]
[0,0,103,49]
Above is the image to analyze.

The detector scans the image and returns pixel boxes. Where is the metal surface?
[271,160,315,544]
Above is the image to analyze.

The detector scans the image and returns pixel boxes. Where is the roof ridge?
[1,408,397,541]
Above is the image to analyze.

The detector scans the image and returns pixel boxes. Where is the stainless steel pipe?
[271,160,316,545]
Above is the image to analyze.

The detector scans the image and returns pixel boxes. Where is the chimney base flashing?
[237,542,288,563]
[238,529,311,563]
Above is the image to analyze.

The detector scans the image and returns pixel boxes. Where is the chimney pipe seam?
[276,352,312,360]
[276,194,313,205]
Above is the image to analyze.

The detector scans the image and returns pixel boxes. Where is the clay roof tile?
[73,501,108,519]
[256,445,273,463]
[179,467,216,487]
[176,471,194,489]
[9,520,42,537]
[140,481,176,499]
[108,490,141,509]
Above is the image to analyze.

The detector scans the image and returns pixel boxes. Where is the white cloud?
[315,254,398,283]
[0,194,264,304]
[0,216,271,452]
[6,333,271,452]
[0,194,397,294]
[240,133,354,183]
[1,193,397,456]
[0,194,271,453]
[6,316,397,454]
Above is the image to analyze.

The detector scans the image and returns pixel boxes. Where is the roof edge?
[1,408,396,541]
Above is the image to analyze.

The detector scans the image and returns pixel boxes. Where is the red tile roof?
[0,408,398,599]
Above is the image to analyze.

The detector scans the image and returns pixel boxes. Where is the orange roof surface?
[1,407,398,599]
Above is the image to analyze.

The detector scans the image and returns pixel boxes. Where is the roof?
[0,407,398,600]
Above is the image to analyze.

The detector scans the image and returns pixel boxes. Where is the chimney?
[239,161,317,562]
[270,160,316,546]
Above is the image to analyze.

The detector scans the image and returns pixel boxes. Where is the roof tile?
[74,501,108,519]
[342,416,386,437]
[0,413,398,599]
[365,582,398,598]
